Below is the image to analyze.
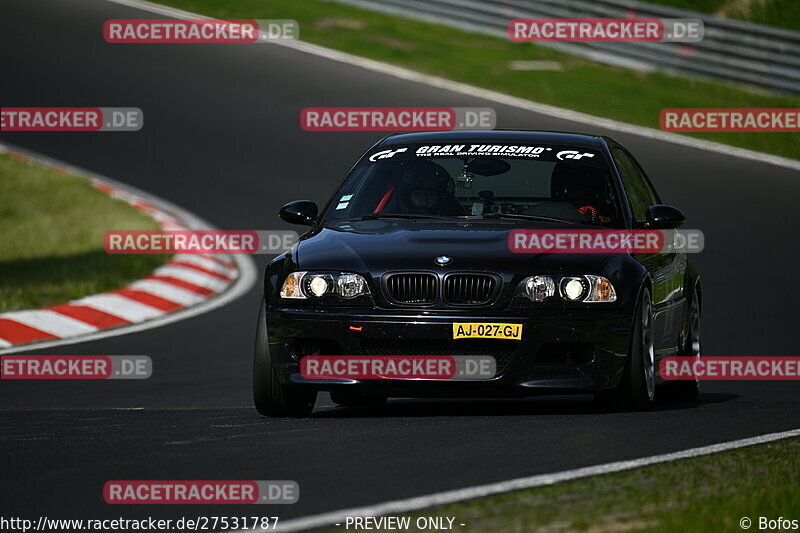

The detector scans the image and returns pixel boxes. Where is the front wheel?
[253,299,316,417]
[597,287,655,411]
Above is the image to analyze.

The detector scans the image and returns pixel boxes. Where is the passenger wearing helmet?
[550,162,616,224]
[396,160,463,216]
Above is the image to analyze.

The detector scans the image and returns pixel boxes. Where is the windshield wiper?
[476,213,578,224]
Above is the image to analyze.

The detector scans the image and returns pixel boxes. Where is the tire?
[597,287,655,411]
[330,390,388,408]
[668,287,701,402]
[253,299,317,417]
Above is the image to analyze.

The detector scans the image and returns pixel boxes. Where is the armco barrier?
[326,0,800,95]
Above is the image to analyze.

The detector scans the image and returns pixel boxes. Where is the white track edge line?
[0,142,258,355]
[102,0,800,172]
[254,428,800,533]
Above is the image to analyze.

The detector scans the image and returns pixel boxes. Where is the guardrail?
[326,0,800,95]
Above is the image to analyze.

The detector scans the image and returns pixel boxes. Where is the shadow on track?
[311,392,739,419]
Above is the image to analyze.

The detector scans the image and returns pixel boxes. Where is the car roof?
[376,130,609,149]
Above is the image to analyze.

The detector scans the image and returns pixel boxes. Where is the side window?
[612,147,658,222]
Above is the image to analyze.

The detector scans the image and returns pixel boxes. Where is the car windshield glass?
[323,142,623,226]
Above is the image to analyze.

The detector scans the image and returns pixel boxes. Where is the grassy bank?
[157,0,800,160]
[0,154,170,312]
[640,0,800,31]
[328,437,800,533]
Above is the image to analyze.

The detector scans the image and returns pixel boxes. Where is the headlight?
[337,273,369,298]
[518,275,616,303]
[586,275,616,303]
[525,276,555,302]
[560,277,588,301]
[280,272,305,299]
[280,271,370,300]
[306,273,333,297]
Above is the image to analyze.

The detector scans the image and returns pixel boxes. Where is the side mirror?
[279,200,318,226]
[644,204,685,229]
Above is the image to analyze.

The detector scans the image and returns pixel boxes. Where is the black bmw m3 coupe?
[254,130,701,416]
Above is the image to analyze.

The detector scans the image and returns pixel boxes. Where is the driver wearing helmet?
[550,162,616,224]
[396,160,463,216]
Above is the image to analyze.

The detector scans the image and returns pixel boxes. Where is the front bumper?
[265,307,634,396]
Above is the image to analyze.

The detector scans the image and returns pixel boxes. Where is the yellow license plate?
[452,322,522,340]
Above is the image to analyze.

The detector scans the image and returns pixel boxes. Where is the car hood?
[294,219,612,274]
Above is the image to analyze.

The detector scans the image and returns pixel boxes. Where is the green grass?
[156,0,800,160]
[327,438,800,533]
[639,0,800,31]
[0,154,170,312]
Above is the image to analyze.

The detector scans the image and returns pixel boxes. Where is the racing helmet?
[396,160,455,213]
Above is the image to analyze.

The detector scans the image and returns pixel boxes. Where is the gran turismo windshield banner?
[368,144,601,163]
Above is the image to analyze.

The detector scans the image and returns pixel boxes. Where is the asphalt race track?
[1,0,799,526]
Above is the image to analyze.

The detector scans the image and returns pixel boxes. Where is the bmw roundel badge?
[435,256,452,266]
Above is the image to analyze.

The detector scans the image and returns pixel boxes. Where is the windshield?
[324,142,623,226]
